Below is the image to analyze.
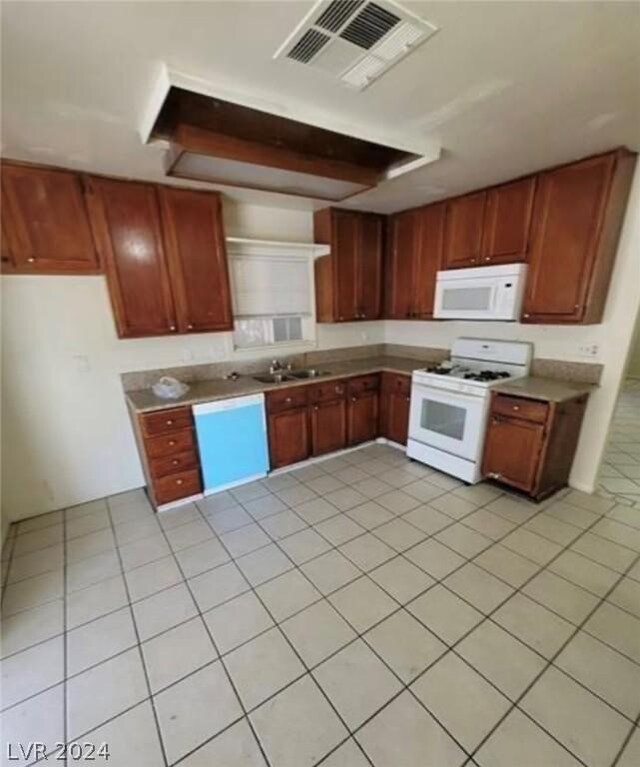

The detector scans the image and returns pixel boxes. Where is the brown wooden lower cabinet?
[133,405,202,506]
[482,392,588,500]
[267,407,311,469]
[379,373,411,445]
[310,399,347,456]
[347,375,380,446]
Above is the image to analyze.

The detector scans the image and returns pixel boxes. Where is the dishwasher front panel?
[193,394,270,494]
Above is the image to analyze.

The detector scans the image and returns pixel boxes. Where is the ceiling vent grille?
[316,0,363,32]
[288,29,330,63]
[274,0,437,90]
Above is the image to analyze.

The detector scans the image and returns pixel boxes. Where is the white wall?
[385,163,640,493]
[625,314,640,379]
[0,201,383,526]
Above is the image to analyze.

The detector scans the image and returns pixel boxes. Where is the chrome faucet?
[269,359,291,375]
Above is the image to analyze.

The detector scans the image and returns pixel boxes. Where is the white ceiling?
[2,1,639,214]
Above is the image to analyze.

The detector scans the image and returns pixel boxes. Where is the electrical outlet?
[577,344,599,358]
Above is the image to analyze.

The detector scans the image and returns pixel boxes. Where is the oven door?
[408,383,488,461]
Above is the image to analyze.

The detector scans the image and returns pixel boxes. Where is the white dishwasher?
[192,394,270,494]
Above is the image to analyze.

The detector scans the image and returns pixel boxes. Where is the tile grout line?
[101,496,171,767]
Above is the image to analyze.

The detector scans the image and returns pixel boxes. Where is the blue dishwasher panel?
[193,394,270,494]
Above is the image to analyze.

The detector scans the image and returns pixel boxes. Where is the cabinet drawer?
[266,386,308,414]
[149,450,198,479]
[140,407,193,437]
[348,374,380,395]
[153,469,201,505]
[308,379,347,404]
[492,395,548,424]
[381,373,411,397]
[145,428,195,458]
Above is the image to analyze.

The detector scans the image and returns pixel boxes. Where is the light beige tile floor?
[2,442,639,766]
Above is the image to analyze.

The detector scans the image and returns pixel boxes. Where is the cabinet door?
[385,210,417,319]
[310,399,347,456]
[357,214,383,320]
[268,408,310,469]
[1,216,15,272]
[159,187,233,333]
[380,390,411,445]
[443,191,486,269]
[1,163,99,273]
[333,210,359,321]
[522,154,616,323]
[413,203,446,318]
[482,415,545,493]
[481,177,536,265]
[347,391,379,446]
[86,177,177,338]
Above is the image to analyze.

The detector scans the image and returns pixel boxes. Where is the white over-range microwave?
[434,263,528,321]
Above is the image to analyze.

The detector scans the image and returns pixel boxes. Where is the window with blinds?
[229,251,316,350]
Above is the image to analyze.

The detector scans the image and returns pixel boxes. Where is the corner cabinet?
[521,150,636,324]
[86,177,233,339]
[385,203,445,319]
[1,162,100,274]
[314,208,384,322]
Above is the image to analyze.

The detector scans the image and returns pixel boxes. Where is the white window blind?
[230,256,311,317]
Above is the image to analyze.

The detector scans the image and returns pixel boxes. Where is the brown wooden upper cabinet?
[314,208,384,322]
[443,177,537,270]
[385,203,445,319]
[481,176,536,264]
[442,190,486,268]
[522,149,636,324]
[158,187,233,334]
[86,177,232,339]
[86,177,178,338]
[1,162,100,274]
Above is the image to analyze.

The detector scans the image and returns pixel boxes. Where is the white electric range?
[407,338,533,483]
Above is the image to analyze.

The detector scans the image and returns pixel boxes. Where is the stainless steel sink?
[289,369,331,380]
[252,373,296,384]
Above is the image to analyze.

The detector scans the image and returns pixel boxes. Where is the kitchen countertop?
[126,355,422,413]
[493,376,596,403]
[126,358,599,414]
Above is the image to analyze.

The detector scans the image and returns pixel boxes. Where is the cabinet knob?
[169,440,176,446]
[488,472,501,480]
[176,479,183,485]
[169,325,176,331]
[523,313,530,319]
[285,397,292,403]
[314,405,319,411]
[512,405,520,411]
[484,257,491,262]
[339,316,344,320]
[187,324,194,330]
[406,397,410,402]
[166,419,174,425]
[27,257,35,263]
[351,397,357,402]
[172,459,179,465]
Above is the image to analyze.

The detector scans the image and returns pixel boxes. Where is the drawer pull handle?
[169,440,176,446]
[27,257,36,263]
[169,325,176,331]
[166,420,174,425]
[172,459,179,466]
[176,479,183,485]
[512,406,520,411]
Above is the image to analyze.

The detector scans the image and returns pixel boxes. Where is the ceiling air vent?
[274,0,438,90]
